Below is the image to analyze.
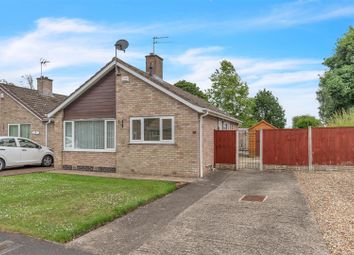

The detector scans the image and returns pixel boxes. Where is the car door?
[0,138,22,166]
[17,138,42,164]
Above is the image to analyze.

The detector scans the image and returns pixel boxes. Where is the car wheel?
[42,155,53,167]
[0,159,5,171]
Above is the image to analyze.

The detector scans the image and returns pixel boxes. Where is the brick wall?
[116,70,200,177]
[0,92,46,145]
[62,151,116,172]
[202,116,218,176]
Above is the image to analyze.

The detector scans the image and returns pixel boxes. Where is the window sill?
[63,149,116,153]
[129,142,176,145]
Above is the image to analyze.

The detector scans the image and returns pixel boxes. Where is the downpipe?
[45,118,53,147]
[199,111,209,178]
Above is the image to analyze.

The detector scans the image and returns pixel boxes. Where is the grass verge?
[0,172,176,242]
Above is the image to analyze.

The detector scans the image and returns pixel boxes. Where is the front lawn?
[0,173,176,242]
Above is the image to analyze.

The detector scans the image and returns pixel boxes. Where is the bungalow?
[47,54,241,177]
[0,78,66,146]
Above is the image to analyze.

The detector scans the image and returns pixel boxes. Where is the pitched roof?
[115,58,232,118]
[48,58,241,123]
[249,120,277,130]
[0,83,67,120]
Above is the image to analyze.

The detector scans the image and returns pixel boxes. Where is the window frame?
[130,116,174,144]
[8,124,31,138]
[63,119,116,152]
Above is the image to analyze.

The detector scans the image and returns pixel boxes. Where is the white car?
[0,137,54,171]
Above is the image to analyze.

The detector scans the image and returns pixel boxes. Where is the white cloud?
[167,47,324,126]
[249,70,323,88]
[234,1,354,29]
[0,17,151,88]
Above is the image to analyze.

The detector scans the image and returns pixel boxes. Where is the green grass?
[328,107,354,127]
[0,173,176,242]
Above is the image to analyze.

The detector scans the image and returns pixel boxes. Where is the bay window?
[8,124,31,138]
[130,116,174,143]
[64,120,115,151]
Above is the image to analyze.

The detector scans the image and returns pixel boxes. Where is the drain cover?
[240,195,267,202]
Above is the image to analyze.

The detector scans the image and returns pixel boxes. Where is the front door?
[17,138,42,164]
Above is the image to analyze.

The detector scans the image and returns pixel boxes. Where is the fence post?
[308,126,313,171]
[236,129,239,170]
[260,129,263,171]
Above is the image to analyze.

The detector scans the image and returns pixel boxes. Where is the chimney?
[37,76,53,96]
[145,54,163,79]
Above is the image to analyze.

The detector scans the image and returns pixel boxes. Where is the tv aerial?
[40,58,50,77]
[115,39,129,57]
[152,36,169,54]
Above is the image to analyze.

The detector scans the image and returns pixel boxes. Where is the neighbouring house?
[0,78,67,146]
[248,120,277,157]
[47,54,241,178]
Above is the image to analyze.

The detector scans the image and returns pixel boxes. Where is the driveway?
[68,170,329,255]
[0,232,91,255]
[0,166,51,176]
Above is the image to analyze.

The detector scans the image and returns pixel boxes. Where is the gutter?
[199,110,209,178]
[204,108,242,124]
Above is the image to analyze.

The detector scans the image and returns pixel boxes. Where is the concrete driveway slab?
[131,170,329,255]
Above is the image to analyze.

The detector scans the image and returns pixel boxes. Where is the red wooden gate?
[214,130,236,164]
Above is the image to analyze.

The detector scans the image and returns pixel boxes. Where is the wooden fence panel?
[312,127,354,165]
[214,130,236,164]
[263,129,308,165]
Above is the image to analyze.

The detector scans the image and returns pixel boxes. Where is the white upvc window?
[130,116,174,144]
[64,119,116,152]
[8,124,31,139]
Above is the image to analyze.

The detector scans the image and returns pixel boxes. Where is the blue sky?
[0,0,353,125]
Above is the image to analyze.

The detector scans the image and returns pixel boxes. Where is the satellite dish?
[115,39,129,52]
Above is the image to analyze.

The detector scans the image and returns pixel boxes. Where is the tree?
[327,108,354,127]
[252,89,286,128]
[21,74,34,89]
[292,115,321,128]
[174,80,207,100]
[317,26,354,122]
[207,60,252,126]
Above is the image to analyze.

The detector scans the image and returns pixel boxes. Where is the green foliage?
[0,173,176,242]
[252,89,286,128]
[292,115,322,128]
[327,107,354,127]
[207,60,252,126]
[174,80,208,100]
[317,26,354,122]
